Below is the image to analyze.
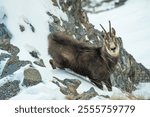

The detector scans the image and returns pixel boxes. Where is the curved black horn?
[109,21,111,37]
[100,24,108,36]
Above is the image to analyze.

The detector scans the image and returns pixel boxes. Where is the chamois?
[48,21,120,91]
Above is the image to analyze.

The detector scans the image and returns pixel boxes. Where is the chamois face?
[100,21,120,57]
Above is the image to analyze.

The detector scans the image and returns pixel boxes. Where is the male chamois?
[48,21,120,91]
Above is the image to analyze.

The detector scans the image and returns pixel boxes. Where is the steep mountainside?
[0,0,150,100]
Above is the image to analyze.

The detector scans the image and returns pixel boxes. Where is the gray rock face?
[0,55,31,79]
[0,44,20,55]
[23,68,42,87]
[0,80,20,100]
[0,53,11,61]
[112,50,150,92]
[0,23,12,45]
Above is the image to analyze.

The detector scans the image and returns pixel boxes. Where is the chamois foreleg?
[103,78,112,91]
[49,59,65,69]
[90,79,103,90]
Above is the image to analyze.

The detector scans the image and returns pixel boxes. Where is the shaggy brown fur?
[48,23,120,91]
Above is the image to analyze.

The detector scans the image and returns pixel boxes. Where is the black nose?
[111,47,116,51]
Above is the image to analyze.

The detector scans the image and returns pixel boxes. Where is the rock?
[33,59,45,67]
[47,11,60,24]
[0,53,11,61]
[52,77,98,100]
[29,51,39,59]
[52,77,80,96]
[0,80,20,100]
[29,23,35,32]
[1,55,31,78]
[51,0,58,6]
[73,87,98,100]
[0,53,11,76]
[19,25,25,32]
[0,44,20,55]
[23,67,42,87]
[0,23,18,55]
[111,49,150,92]
[24,19,35,32]
[0,23,12,45]
[48,22,65,32]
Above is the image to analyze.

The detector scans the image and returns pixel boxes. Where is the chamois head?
[100,21,120,57]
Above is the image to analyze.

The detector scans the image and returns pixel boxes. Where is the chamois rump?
[48,21,120,91]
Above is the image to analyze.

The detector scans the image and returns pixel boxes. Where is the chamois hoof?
[49,59,56,69]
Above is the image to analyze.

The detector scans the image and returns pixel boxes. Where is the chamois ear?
[112,27,116,36]
[101,31,107,39]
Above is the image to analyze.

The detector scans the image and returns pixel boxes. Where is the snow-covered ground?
[0,0,150,99]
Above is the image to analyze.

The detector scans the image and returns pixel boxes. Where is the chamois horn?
[109,21,111,37]
[100,23,109,39]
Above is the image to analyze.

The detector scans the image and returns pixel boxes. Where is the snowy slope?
[0,0,150,99]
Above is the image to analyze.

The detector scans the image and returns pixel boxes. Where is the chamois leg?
[91,79,103,90]
[49,59,64,69]
[104,78,112,91]
[49,59,56,69]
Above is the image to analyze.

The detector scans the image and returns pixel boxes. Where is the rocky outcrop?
[0,23,31,79]
[23,67,42,87]
[112,50,150,93]
[0,53,11,61]
[0,55,31,79]
[0,80,20,100]
[0,23,12,45]
[52,77,98,100]
[0,0,149,100]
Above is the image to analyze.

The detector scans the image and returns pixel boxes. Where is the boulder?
[23,67,42,87]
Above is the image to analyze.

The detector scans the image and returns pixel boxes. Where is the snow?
[0,6,6,23]
[133,83,150,100]
[0,0,150,99]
